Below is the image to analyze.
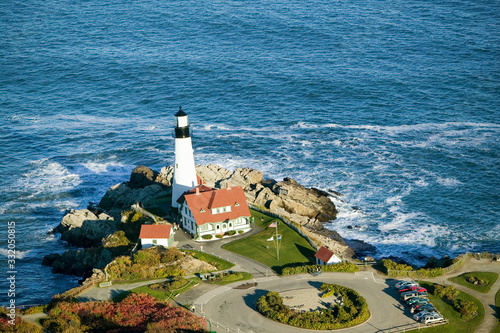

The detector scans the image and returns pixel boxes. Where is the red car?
[399,286,427,293]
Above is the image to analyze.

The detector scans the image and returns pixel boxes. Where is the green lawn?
[493,289,500,333]
[222,209,317,274]
[449,271,499,294]
[112,277,201,302]
[182,249,235,271]
[204,271,254,286]
[405,281,484,333]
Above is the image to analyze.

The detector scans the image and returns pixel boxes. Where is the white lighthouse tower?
[171,107,198,208]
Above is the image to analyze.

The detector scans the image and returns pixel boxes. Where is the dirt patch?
[179,256,217,275]
[281,288,342,312]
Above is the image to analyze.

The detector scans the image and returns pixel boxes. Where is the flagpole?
[276,221,279,260]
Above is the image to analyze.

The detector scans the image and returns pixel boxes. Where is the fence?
[52,276,105,300]
[387,253,471,278]
[131,204,160,223]
[248,204,319,251]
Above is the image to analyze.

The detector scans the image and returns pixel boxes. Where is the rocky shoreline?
[45,164,378,279]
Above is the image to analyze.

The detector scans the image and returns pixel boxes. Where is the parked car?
[421,313,446,325]
[413,311,435,321]
[406,297,429,306]
[401,291,428,301]
[399,286,427,293]
[395,280,419,289]
[411,303,437,314]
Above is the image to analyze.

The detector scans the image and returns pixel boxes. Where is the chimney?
[227,182,231,189]
[196,187,200,195]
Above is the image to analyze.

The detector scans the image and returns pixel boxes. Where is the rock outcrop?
[42,247,113,276]
[129,165,160,189]
[98,182,167,211]
[55,209,117,247]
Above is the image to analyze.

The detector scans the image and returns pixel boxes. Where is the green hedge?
[281,262,359,276]
[383,259,444,278]
[256,283,369,330]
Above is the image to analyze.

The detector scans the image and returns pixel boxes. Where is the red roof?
[179,185,251,225]
[314,246,335,263]
[139,224,172,239]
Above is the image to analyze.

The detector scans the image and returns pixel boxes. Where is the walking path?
[421,257,500,333]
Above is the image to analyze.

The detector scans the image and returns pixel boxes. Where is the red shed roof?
[178,185,251,225]
[139,224,172,239]
[314,246,335,263]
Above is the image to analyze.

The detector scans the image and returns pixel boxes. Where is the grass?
[112,277,201,302]
[182,249,235,271]
[204,271,254,286]
[449,271,499,293]
[405,281,484,333]
[222,209,317,274]
[493,289,500,333]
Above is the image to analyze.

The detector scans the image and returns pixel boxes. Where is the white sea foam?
[0,248,33,259]
[436,177,462,187]
[82,160,125,174]
[22,161,82,193]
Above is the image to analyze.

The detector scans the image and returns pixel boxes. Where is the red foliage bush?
[47,293,206,332]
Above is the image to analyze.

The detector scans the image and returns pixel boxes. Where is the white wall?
[141,238,169,248]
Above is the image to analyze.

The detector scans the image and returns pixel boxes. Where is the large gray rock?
[157,165,174,186]
[42,247,113,276]
[129,165,159,189]
[56,209,117,247]
[98,182,168,211]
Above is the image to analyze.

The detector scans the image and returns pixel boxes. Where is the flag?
[269,222,277,228]
[267,236,274,241]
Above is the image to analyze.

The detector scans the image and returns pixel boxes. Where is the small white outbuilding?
[314,246,342,265]
[139,224,174,248]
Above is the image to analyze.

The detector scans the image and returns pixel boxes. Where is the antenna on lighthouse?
[171,107,198,208]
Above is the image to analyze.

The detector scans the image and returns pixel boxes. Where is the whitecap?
[81,160,125,174]
[21,161,82,192]
[436,177,462,187]
[0,248,33,259]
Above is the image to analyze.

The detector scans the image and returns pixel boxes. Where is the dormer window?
[235,202,240,207]
[200,208,205,213]
[211,205,232,215]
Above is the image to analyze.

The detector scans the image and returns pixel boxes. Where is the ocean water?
[1,0,499,305]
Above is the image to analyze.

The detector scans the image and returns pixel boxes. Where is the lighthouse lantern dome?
[175,107,188,127]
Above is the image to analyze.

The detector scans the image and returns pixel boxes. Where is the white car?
[395,280,418,289]
[421,314,445,325]
[413,311,436,321]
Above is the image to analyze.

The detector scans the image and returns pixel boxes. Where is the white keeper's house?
[176,183,252,239]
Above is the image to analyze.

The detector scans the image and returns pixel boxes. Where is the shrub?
[452,299,478,320]
[215,234,224,239]
[202,234,213,240]
[238,230,244,234]
[256,284,369,329]
[108,247,184,281]
[281,262,359,276]
[42,294,206,332]
[434,284,460,301]
[21,304,47,315]
[226,230,236,236]
[381,259,414,272]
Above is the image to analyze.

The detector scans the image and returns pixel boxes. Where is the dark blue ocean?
[1,0,499,305]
